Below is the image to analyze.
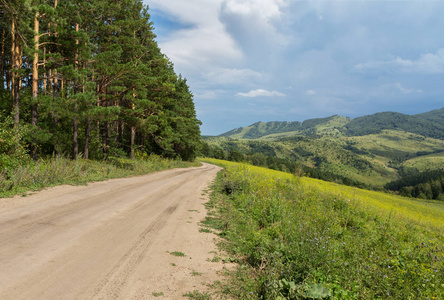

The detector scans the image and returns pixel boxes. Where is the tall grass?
[0,155,199,198]
[202,158,444,299]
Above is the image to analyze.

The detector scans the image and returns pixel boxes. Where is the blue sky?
[144,0,444,136]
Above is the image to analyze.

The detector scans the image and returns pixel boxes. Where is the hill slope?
[344,111,444,139]
[205,108,444,187]
[219,115,351,139]
[218,108,444,140]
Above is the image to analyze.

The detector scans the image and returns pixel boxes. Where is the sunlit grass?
[202,158,444,299]
[302,177,444,231]
[403,151,444,172]
[349,130,444,154]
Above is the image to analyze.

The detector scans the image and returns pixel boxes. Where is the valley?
[203,108,444,189]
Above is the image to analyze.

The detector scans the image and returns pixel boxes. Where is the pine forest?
[0,0,202,166]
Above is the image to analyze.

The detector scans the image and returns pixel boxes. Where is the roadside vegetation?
[0,154,199,198]
[202,158,444,299]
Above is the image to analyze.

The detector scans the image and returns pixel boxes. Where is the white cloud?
[353,49,444,74]
[237,89,285,98]
[220,0,290,49]
[147,0,242,70]
[222,0,286,21]
[147,0,444,135]
[203,68,264,86]
[157,27,242,68]
[384,83,423,94]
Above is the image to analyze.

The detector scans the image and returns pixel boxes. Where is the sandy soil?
[0,163,229,299]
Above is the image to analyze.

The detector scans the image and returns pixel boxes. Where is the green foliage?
[203,160,444,299]
[182,290,211,300]
[0,112,29,171]
[0,155,198,198]
[1,0,201,162]
[169,251,186,257]
[386,170,444,200]
[343,111,444,139]
[227,148,244,162]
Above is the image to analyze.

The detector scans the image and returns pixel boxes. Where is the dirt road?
[0,163,226,299]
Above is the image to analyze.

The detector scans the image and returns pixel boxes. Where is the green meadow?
[402,152,444,172]
[201,159,443,299]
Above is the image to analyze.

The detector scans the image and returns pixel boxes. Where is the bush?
[0,113,29,172]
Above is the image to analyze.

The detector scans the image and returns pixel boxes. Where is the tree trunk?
[11,16,20,132]
[114,121,119,145]
[1,29,5,91]
[130,126,136,159]
[130,93,136,159]
[31,11,40,160]
[53,70,59,98]
[84,118,91,159]
[6,62,10,91]
[50,0,59,156]
[102,121,110,160]
[72,23,80,159]
[73,103,78,159]
[43,47,47,92]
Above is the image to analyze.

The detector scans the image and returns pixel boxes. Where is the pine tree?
[0,0,202,163]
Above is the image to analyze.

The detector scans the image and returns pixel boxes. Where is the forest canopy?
[0,0,201,166]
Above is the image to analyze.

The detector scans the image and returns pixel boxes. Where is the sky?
[144,0,444,136]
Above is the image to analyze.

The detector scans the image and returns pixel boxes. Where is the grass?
[169,251,186,257]
[349,130,444,154]
[302,176,444,231]
[152,292,164,297]
[201,158,444,299]
[191,270,202,276]
[182,290,211,300]
[0,155,199,198]
[403,151,444,171]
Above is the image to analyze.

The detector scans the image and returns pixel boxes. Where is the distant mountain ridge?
[218,107,444,140]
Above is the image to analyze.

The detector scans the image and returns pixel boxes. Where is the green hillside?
[219,115,351,139]
[343,111,444,139]
[202,159,444,299]
[416,107,444,124]
[219,121,302,139]
[204,108,444,188]
[218,108,444,140]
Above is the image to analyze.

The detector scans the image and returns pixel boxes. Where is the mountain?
[416,107,444,124]
[204,107,444,188]
[219,121,302,139]
[343,110,444,139]
[218,115,351,139]
[218,108,444,140]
